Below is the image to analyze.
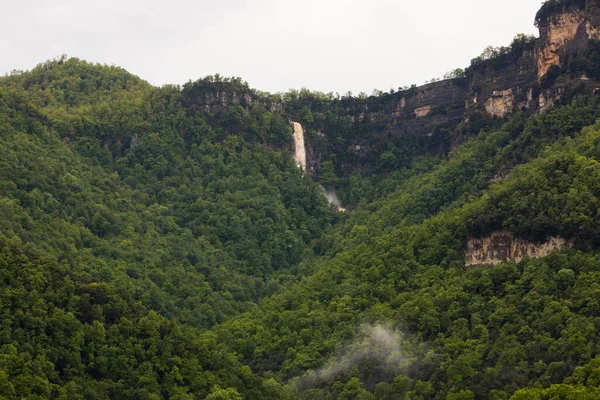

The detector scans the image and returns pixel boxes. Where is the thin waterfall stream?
[291,121,345,211]
[291,122,307,171]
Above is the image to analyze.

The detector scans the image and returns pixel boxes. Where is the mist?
[295,323,410,391]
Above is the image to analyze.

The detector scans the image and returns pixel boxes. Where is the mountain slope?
[4,1,600,398]
[206,98,600,399]
[6,63,600,397]
[0,59,339,398]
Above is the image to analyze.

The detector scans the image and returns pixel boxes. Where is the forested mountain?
[0,58,337,399]
[4,0,600,399]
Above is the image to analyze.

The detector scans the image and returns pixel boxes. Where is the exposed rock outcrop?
[536,4,600,81]
[484,89,514,118]
[538,87,565,112]
[465,231,574,266]
[414,105,432,118]
[537,9,588,80]
[182,83,283,116]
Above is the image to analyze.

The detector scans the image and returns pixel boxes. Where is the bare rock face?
[484,89,514,118]
[465,231,573,267]
[414,105,432,118]
[537,6,600,81]
[400,97,406,108]
[539,86,567,112]
[182,84,283,116]
[537,9,586,80]
[539,91,552,113]
[201,90,282,114]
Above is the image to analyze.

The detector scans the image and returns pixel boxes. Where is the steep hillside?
[208,97,600,398]
[0,59,338,398]
[3,1,600,399]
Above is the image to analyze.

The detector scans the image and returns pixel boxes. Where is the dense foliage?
[469,34,537,69]
[0,235,283,399]
[0,58,339,398]
[206,104,600,399]
[4,55,600,399]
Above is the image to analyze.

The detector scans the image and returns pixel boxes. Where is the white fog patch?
[295,323,410,390]
[323,189,345,212]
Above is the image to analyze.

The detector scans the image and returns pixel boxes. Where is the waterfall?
[291,122,307,171]
[291,122,345,211]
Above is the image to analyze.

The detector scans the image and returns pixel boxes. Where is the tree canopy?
[3,56,600,398]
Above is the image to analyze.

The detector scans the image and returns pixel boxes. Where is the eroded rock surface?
[414,105,432,118]
[484,89,514,118]
[466,231,573,266]
[537,10,585,80]
[537,7,600,81]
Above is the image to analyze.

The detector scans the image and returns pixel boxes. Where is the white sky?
[0,0,541,94]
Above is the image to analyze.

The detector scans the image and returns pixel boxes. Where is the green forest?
[5,4,600,396]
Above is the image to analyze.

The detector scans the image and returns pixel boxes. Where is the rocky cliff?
[465,231,574,266]
[536,3,600,80]
[183,1,600,179]
[302,0,600,177]
[181,78,283,116]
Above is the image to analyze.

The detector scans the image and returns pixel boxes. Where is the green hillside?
[4,22,600,398]
[0,58,336,398]
[209,100,600,399]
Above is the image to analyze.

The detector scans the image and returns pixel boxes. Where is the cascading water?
[291,121,345,212]
[291,122,307,171]
[324,188,346,212]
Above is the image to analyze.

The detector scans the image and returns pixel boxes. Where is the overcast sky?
[1,0,541,94]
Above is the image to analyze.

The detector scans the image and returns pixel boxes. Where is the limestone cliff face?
[484,89,515,118]
[466,46,538,120]
[537,9,588,80]
[201,90,283,114]
[465,231,574,266]
[182,82,283,116]
[414,105,432,118]
[536,5,600,81]
[183,1,600,180]
[322,2,600,175]
[299,79,469,178]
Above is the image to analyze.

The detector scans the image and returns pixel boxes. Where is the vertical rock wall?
[484,89,515,118]
[536,5,600,81]
[187,1,600,180]
[465,231,574,266]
